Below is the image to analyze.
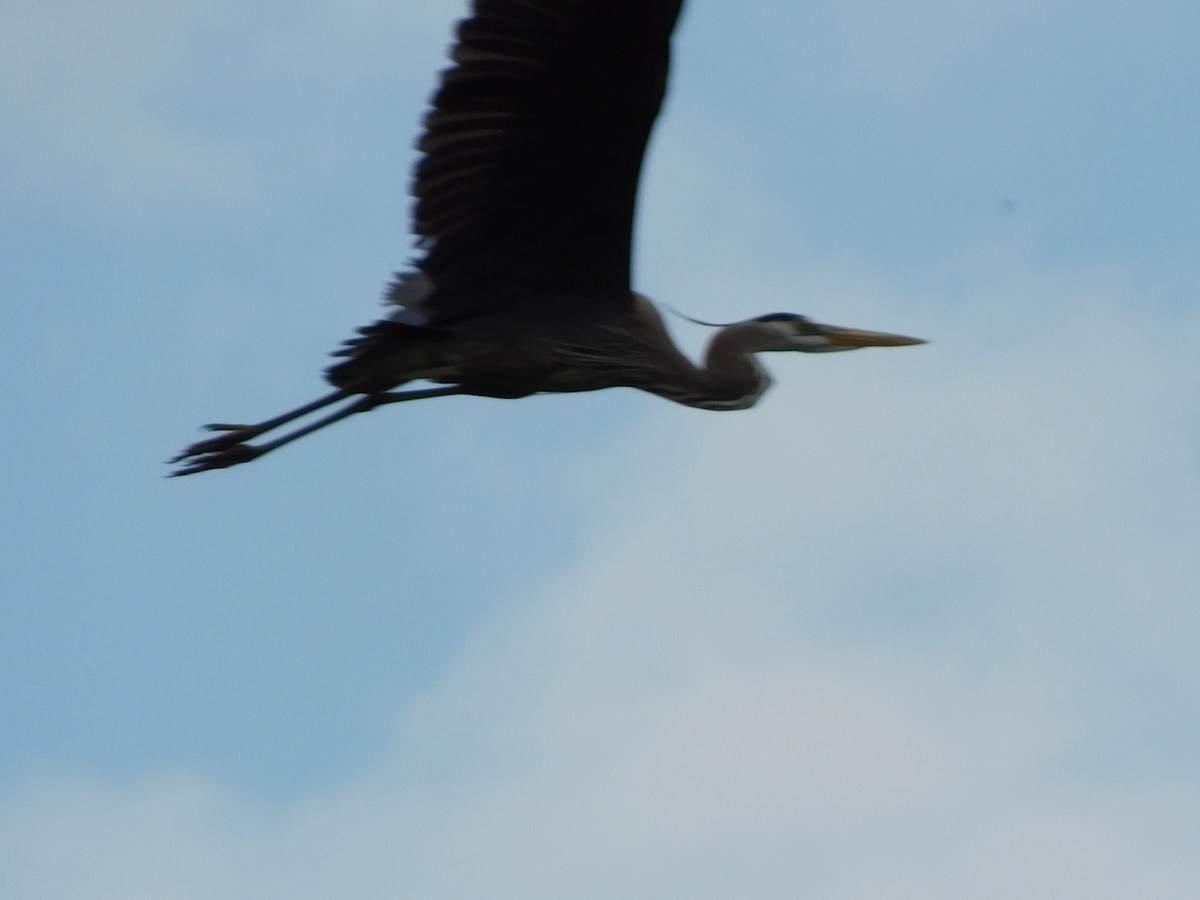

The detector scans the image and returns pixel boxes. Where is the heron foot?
[169,440,264,476]
[168,425,260,464]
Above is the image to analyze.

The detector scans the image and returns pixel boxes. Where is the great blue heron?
[171,0,923,476]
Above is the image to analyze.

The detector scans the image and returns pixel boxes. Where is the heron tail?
[324,319,455,392]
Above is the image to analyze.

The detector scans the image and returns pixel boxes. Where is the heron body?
[328,279,766,407]
[171,0,923,476]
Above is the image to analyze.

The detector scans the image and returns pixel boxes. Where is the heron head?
[749,312,926,353]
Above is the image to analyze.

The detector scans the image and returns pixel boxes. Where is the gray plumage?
[171,0,922,476]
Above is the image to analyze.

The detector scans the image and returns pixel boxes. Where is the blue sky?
[3,0,1199,896]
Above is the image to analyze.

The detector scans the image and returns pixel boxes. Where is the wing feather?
[409,0,686,323]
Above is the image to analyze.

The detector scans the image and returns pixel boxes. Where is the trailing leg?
[170,389,352,465]
[169,386,464,476]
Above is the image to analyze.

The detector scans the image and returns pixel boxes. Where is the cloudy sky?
[3,0,1199,896]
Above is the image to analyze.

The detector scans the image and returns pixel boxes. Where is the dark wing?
[410,0,686,323]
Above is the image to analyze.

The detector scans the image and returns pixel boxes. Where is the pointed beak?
[816,323,927,349]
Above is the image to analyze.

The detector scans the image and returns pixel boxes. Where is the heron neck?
[696,325,772,409]
[645,325,769,410]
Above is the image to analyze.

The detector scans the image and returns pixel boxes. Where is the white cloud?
[3,1,1198,896]
[0,0,456,217]
[3,244,1198,897]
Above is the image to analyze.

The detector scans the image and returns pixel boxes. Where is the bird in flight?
[171,0,923,476]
